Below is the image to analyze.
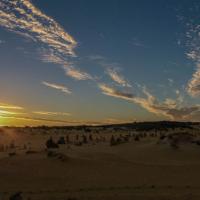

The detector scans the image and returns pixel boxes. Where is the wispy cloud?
[131,37,148,48]
[0,110,22,115]
[63,66,93,81]
[168,78,174,86]
[88,55,131,87]
[33,111,70,116]
[98,84,200,121]
[0,103,24,110]
[0,0,76,56]
[42,81,72,94]
[183,11,200,97]
[0,115,72,124]
[106,68,131,87]
[103,118,135,124]
[0,103,25,118]
[0,40,5,44]
[1,115,131,126]
[98,84,134,101]
[187,68,200,97]
[88,55,106,61]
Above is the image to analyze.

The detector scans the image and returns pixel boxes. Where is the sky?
[0,0,200,126]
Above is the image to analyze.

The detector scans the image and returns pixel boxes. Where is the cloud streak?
[42,81,72,94]
[0,115,73,124]
[88,55,131,87]
[0,110,23,115]
[63,66,93,81]
[99,84,134,101]
[0,115,131,126]
[98,84,200,121]
[33,111,70,116]
[106,68,131,87]
[0,103,24,110]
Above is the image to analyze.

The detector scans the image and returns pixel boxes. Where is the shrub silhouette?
[89,134,93,142]
[66,135,70,144]
[46,137,59,149]
[9,192,23,200]
[134,135,140,141]
[0,144,5,152]
[110,135,116,146]
[9,141,15,149]
[82,135,88,144]
[75,134,79,141]
[169,139,179,149]
[9,152,17,157]
[57,136,66,145]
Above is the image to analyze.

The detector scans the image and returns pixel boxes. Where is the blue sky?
[0,0,200,126]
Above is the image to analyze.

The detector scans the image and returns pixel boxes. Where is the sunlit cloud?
[88,55,131,87]
[0,110,11,116]
[98,84,134,101]
[33,111,71,116]
[39,48,69,66]
[98,84,200,120]
[0,110,20,115]
[187,69,200,97]
[0,115,72,124]
[42,81,72,94]
[0,115,130,126]
[184,15,200,97]
[106,68,131,87]
[0,0,77,56]
[103,118,135,124]
[63,66,93,81]
[0,103,24,110]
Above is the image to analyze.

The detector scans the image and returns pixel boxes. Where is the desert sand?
[0,122,200,200]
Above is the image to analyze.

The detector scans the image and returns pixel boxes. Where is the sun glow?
[0,115,5,127]
[0,109,23,126]
[0,110,18,115]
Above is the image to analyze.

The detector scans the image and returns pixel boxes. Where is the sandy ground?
[0,129,200,199]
